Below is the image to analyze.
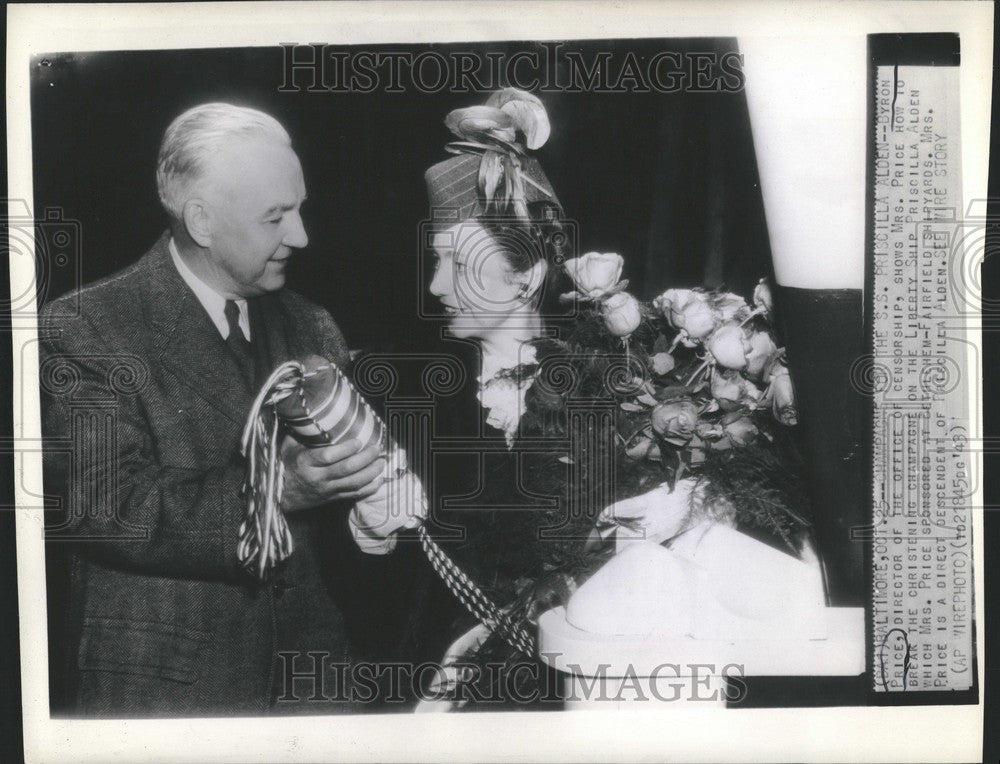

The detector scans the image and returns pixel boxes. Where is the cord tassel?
[238,361,304,579]
[238,357,536,656]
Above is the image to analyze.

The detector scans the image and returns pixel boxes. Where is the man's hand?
[281,437,385,512]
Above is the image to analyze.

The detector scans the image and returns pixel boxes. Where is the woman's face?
[429,220,532,340]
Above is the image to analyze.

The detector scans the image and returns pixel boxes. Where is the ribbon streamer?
[445,140,552,223]
[238,358,537,656]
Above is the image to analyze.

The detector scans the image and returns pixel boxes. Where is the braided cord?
[239,359,536,657]
[417,525,536,657]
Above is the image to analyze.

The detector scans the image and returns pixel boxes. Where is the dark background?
[28,38,775,715]
[28,40,772,349]
[3,26,995,763]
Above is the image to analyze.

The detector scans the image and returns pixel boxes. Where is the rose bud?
[625,434,661,461]
[601,292,642,337]
[651,352,676,375]
[650,399,700,446]
[676,299,717,341]
[712,292,750,323]
[695,420,724,440]
[745,331,779,379]
[655,289,716,341]
[710,368,762,411]
[710,367,743,409]
[707,324,751,370]
[652,288,690,320]
[753,278,773,314]
[723,416,758,447]
[770,365,798,426]
[563,252,624,300]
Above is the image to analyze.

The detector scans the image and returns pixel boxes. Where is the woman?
[408,89,816,711]
[409,89,590,710]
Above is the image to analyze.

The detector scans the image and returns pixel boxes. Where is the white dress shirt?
[168,239,250,341]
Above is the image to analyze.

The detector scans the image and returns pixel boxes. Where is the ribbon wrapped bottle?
[238,355,418,577]
[238,355,535,655]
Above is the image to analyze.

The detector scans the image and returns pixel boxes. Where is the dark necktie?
[224,299,255,383]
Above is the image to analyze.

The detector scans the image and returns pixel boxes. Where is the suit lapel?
[140,234,256,425]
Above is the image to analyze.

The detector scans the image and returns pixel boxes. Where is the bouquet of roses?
[513,251,809,551]
[565,252,793,459]
[447,252,814,707]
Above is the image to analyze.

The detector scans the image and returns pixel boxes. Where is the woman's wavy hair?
[474,199,574,319]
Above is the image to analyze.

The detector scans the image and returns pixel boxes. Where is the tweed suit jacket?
[40,232,379,716]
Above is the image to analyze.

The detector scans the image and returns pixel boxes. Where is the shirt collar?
[168,238,250,340]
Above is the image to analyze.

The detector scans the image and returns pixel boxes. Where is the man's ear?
[181,199,212,248]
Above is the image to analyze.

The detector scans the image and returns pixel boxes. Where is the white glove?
[596,478,703,553]
[414,622,491,713]
[349,466,427,555]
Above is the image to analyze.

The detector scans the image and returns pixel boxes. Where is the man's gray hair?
[156,102,291,219]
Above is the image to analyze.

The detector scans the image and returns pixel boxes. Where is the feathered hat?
[424,88,560,223]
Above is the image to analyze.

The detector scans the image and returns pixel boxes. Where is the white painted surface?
[741,35,868,289]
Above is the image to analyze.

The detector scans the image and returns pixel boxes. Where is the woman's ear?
[523,258,548,299]
[181,199,212,248]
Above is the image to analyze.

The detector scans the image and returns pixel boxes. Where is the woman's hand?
[596,478,702,551]
[413,623,491,713]
[349,468,427,553]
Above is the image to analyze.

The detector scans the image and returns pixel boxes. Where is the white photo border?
[8,2,991,762]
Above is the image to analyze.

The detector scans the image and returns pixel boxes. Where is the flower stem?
[622,425,653,449]
[685,359,710,387]
[739,307,764,328]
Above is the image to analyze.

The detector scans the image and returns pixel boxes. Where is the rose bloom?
[745,331,779,379]
[651,351,676,375]
[770,365,798,425]
[710,367,741,406]
[712,292,750,323]
[654,288,716,341]
[563,252,624,299]
[650,399,700,446]
[710,367,761,410]
[625,433,661,461]
[601,292,642,337]
[753,278,773,314]
[723,416,758,447]
[707,324,751,370]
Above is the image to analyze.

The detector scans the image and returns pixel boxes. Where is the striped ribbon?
[238,359,536,656]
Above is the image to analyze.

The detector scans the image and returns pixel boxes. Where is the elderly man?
[41,103,408,716]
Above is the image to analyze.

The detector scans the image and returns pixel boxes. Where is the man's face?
[200,137,308,297]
